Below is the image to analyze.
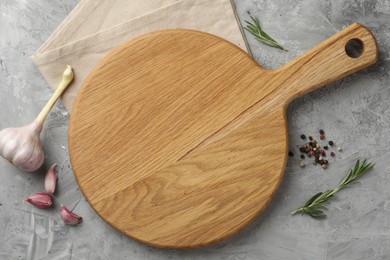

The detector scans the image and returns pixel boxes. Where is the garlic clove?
[44,164,57,194]
[25,192,52,209]
[60,205,83,225]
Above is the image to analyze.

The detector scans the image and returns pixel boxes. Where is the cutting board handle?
[275,23,377,103]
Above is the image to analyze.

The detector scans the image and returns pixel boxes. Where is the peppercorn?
[299,161,305,168]
[320,150,326,156]
[299,147,306,153]
[330,152,335,157]
[311,151,316,156]
[319,129,324,135]
[307,153,312,158]
[309,136,313,141]
[324,160,328,164]
[288,151,294,157]
[300,154,305,159]
[320,135,325,140]
[315,158,320,163]
[321,164,327,169]
[323,145,329,150]
[300,134,306,139]
[328,140,334,146]
[337,146,342,152]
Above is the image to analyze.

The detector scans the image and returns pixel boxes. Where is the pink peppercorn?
[330,152,335,157]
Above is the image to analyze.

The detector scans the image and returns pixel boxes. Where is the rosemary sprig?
[244,15,286,51]
[291,159,374,219]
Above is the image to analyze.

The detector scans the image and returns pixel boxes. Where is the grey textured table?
[1,0,390,259]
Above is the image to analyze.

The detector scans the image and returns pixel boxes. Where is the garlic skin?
[25,192,52,209]
[60,205,83,225]
[44,163,57,194]
[0,66,73,172]
[0,121,44,172]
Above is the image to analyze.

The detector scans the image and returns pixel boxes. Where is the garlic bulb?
[0,65,73,172]
[0,121,44,171]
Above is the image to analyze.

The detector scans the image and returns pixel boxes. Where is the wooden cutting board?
[68,23,377,249]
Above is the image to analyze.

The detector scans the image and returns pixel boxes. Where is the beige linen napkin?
[32,0,249,111]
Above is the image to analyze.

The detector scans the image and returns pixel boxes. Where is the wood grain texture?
[68,23,377,249]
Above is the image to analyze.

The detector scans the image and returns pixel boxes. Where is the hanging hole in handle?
[345,38,364,58]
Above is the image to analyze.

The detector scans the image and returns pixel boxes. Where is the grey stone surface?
[0,0,389,259]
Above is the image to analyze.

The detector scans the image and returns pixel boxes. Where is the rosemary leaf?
[291,159,374,219]
[244,15,286,51]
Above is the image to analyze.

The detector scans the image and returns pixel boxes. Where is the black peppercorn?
[288,151,294,157]
[300,154,305,159]
[299,147,306,153]
[329,140,334,146]
[319,129,324,135]
[300,134,306,139]
[324,145,329,150]
[309,136,313,141]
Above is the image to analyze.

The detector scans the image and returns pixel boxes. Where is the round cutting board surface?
[69,30,286,248]
[68,26,377,248]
